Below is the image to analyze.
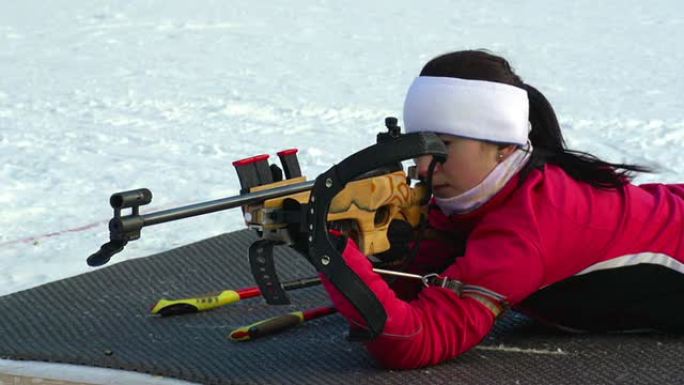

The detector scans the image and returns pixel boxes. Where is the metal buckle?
[422,273,463,294]
[421,273,444,287]
[372,269,462,293]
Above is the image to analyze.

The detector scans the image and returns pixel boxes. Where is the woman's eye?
[438,136,454,147]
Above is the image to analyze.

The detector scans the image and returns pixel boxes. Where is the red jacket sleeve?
[320,238,497,369]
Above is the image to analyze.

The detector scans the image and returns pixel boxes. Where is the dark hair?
[419,50,650,188]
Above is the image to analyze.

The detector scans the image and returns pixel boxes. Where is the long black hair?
[419,50,650,188]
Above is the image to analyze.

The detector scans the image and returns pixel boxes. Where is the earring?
[497,153,504,161]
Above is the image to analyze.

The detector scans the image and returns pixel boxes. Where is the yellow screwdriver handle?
[151,290,241,315]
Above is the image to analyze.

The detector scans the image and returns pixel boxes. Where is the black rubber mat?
[1,230,684,384]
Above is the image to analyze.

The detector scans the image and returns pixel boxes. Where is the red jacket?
[321,164,684,369]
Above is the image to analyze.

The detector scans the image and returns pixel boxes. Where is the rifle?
[87,117,447,338]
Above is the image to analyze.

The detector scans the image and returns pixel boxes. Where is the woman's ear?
[496,144,518,162]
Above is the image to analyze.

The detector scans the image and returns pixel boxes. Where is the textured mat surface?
[1,230,684,384]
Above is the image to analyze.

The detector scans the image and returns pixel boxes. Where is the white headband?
[403,76,529,146]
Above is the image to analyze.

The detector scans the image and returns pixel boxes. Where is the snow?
[1,0,683,299]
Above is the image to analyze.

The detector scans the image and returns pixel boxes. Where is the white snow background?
[1,0,683,297]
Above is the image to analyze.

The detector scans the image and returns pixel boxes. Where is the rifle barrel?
[142,180,315,227]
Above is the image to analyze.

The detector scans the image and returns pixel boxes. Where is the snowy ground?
[1,0,683,297]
